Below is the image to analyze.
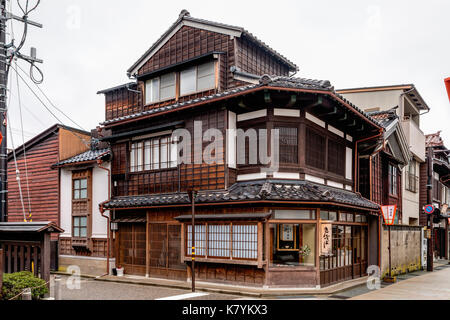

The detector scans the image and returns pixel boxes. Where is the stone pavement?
[351,264,450,300]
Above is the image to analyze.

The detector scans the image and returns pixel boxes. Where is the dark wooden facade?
[7,125,91,225]
[98,11,382,288]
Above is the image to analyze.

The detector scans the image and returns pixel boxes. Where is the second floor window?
[73,178,88,199]
[406,160,418,193]
[130,136,177,172]
[180,61,215,96]
[277,127,298,164]
[306,128,326,170]
[388,164,398,196]
[145,72,176,104]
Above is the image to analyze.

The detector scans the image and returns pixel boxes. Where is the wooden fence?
[0,241,44,281]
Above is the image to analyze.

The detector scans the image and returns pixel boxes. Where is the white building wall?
[60,169,73,238]
[60,163,110,239]
[402,161,420,226]
[92,164,110,238]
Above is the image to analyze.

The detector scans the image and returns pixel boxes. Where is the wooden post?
[388,225,392,278]
[41,233,51,286]
[0,248,3,292]
[146,212,150,278]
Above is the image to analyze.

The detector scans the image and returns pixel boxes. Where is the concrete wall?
[381,225,422,278]
[59,255,116,276]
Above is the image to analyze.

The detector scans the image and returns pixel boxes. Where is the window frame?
[179,61,216,97]
[129,134,177,173]
[144,72,176,105]
[388,163,398,197]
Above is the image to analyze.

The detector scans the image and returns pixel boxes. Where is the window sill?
[129,167,178,174]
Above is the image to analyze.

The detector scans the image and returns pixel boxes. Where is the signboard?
[424,205,435,215]
[421,228,427,269]
[281,224,294,241]
[320,223,332,256]
[381,205,397,225]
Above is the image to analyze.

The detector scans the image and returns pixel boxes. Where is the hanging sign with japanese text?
[320,223,332,256]
[381,205,397,226]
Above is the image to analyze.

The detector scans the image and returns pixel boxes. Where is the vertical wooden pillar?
[146,212,150,278]
[264,220,270,287]
[41,233,51,286]
[257,222,263,268]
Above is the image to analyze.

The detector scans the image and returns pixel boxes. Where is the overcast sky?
[6,0,450,149]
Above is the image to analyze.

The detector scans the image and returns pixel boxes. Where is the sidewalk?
[351,265,450,300]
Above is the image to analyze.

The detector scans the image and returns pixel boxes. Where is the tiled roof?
[367,109,398,129]
[101,75,381,129]
[103,179,380,211]
[127,10,298,75]
[54,148,111,167]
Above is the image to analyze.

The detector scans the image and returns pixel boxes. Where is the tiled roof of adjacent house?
[101,75,382,129]
[54,148,111,167]
[426,131,445,148]
[367,109,398,129]
[102,179,380,211]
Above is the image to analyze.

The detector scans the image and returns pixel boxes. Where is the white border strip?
[274,108,300,118]
[305,112,325,128]
[237,172,267,181]
[237,109,267,122]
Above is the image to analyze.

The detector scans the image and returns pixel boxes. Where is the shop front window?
[269,223,316,267]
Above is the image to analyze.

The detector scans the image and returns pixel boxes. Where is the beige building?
[337,85,430,226]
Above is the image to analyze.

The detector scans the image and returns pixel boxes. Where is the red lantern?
[445,77,450,103]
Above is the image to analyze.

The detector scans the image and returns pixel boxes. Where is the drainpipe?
[97,159,111,276]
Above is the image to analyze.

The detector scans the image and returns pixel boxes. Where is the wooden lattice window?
[130,135,177,173]
[327,139,345,176]
[306,128,325,170]
[276,127,298,164]
[186,223,258,261]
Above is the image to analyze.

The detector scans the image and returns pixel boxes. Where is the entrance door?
[148,223,186,279]
[118,223,146,275]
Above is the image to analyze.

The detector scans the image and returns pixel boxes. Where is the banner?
[320,223,332,256]
[381,205,397,225]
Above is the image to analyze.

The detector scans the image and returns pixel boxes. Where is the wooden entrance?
[148,223,186,279]
[118,223,146,275]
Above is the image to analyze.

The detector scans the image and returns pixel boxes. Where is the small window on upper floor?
[180,61,216,96]
[145,72,176,105]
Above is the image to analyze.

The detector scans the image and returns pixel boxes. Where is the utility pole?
[188,189,197,293]
[0,0,8,223]
[426,146,434,272]
[0,0,43,223]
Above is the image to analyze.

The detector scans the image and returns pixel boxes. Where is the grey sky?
[6,0,450,149]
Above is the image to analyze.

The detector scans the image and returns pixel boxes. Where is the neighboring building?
[97,10,384,288]
[52,143,112,276]
[337,85,430,226]
[420,132,450,259]
[359,109,411,222]
[7,124,91,268]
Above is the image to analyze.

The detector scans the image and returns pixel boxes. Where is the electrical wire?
[16,62,86,131]
[14,59,32,215]
[10,64,91,147]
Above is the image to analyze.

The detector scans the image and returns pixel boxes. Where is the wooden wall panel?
[58,128,91,162]
[7,133,60,224]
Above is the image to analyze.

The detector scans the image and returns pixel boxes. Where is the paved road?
[52,275,243,300]
[351,265,450,300]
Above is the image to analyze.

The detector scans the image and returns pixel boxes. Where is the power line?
[15,62,87,131]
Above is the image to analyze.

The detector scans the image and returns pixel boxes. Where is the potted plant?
[116,265,124,277]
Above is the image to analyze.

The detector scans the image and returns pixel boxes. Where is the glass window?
[274,210,314,220]
[160,73,176,101]
[73,178,87,200]
[130,136,176,172]
[180,66,197,96]
[270,223,316,267]
[389,164,398,196]
[197,61,216,91]
[208,225,231,258]
[73,216,88,238]
[276,127,298,164]
[145,78,160,104]
[320,211,337,221]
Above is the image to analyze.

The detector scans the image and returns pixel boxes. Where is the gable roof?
[127,10,298,77]
[368,109,411,165]
[7,124,91,162]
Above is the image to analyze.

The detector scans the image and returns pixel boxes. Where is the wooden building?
[7,124,91,267]
[97,10,384,288]
[420,132,450,259]
[52,143,112,276]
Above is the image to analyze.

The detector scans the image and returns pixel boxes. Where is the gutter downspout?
[97,159,111,276]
